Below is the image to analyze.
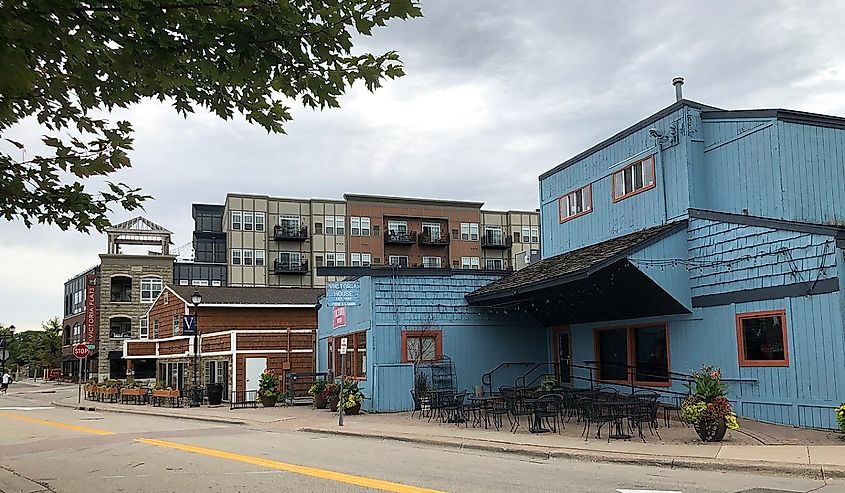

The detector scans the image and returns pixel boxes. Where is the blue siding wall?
[699,119,845,225]
[687,218,838,298]
[539,106,694,257]
[317,274,549,412]
[628,230,692,310]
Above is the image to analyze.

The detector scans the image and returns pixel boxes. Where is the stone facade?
[97,254,174,379]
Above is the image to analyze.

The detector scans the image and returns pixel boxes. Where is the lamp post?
[190,290,202,407]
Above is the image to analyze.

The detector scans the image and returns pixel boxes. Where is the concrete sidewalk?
[49,390,845,479]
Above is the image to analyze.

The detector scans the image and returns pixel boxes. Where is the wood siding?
[147,290,186,339]
[202,334,231,353]
[159,339,189,355]
[197,307,316,333]
[126,341,156,357]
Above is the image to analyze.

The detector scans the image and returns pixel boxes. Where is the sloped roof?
[109,216,173,234]
[169,285,323,306]
[466,221,687,303]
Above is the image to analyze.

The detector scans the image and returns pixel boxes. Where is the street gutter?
[51,400,249,426]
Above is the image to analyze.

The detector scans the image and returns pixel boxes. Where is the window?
[279,215,300,235]
[139,318,148,339]
[460,223,469,240]
[192,280,209,286]
[484,226,504,245]
[315,255,324,266]
[402,330,442,363]
[422,256,441,268]
[485,258,504,270]
[172,314,180,336]
[243,249,254,266]
[470,223,479,241]
[232,249,241,265]
[387,220,407,234]
[179,280,189,286]
[153,319,159,338]
[231,211,242,230]
[324,217,334,235]
[421,222,441,240]
[72,323,82,343]
[373,225,380,237]
[362,253,371,266]
[335,253,346,266]
[204,360,229,398]
[243,212,254,231]
[350,217,360,236]
[254,212,265,232]
[314,222,323,235]
[279,252,301,268]
[351,253,361,266]
[110,317,131,338]
[334,216,345,235]
[211,280,222,287]
[140,278,163,303]
[513,231,521,243]
[255,250,265,267]
[736,310,789,367]
[558,184,593,223]
[612,155,656,201]
[522,226,531,243]
[325,252,335,267]
[110,276,132,302]
[360,217,371,236]
[332,332,367,379]
[594,324,670,385]
[461,257,480,269]
[388,255,408,267]
[530,226,539,243]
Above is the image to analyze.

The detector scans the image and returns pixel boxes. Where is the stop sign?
[72,344,90,359]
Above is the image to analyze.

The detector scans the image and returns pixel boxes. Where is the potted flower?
[539,374,557,392]
[836,403,845,435]
[340,379,364,415]
[257,370,280,408]
[681,365,739,442]
[325,382,340,412]
[309,380,328,409]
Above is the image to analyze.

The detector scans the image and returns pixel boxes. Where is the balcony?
[384,230,417,245]
[274,259,309,275]
[418,231,450,246]
[481,235,512,249]
[274,224,309,241]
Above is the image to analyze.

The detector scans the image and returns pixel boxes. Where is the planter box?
[152,389,180,398]
[120,388,145,396]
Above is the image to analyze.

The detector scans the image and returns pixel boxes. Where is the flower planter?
[152,389,180,398]
[314,393,328,409]
[344,403,361,415]
[328,395,339,412]
[695,417,728,442]
[260,395,277,408]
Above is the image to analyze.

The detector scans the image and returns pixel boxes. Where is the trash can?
[206,383,223,406]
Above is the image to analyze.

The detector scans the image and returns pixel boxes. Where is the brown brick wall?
[202,334,231,353]
[159,339,189,355]
[126,341,156,356]
[147,289,186,339]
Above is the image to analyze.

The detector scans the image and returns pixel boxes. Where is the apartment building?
[60,266,100,379]
[218,193,539,287]
[174,204,228,287]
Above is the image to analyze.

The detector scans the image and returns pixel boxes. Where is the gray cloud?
[2,0,845,330]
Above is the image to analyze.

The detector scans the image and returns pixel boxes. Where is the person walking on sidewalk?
[1,371,11,394]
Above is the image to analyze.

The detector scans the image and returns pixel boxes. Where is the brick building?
[124,285,321,399]
[60,266,100,379]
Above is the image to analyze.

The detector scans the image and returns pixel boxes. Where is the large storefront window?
[594,323,670,386]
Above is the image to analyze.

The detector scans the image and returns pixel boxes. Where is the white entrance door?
[245,357,267,393]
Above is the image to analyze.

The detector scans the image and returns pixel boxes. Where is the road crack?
[0,464,57,493]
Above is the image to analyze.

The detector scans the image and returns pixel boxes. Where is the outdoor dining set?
[411,386,666,442]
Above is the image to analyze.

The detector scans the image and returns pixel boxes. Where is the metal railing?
[418,231,450,246]
[274,224,308,241]
[384,231,417,244]
[480,361,536,396]
[273,259,309,274]
[481,235,512,249]
[230,390,258,410]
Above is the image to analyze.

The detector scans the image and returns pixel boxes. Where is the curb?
[298,427,845,480]
[51,401,248,426]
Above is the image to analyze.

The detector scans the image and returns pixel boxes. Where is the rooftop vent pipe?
[673,77,684,101]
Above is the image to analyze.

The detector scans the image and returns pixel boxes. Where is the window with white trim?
[231,211,242,230]
[388,255,408,267]
[232,249,242,265]
[243,249,254,266]
[350,217,360,236]
[351,253,361,266]
[279,215,300,234]
[361,217,371,236]
[139,318,149,339]
[325,252,335,266]
[211,280,222,286]
[422,256,442,268]
[461,223,469,240]
[179,280,189,286]
[421,222,441,240]
[530,226,539,243]
[522,226,531,243]
[255,250,265,267]
[485,258,504,270]
[140,277,163,303]
[243,212,254,231]
[254,212,265,232]
[387,220,408,233]
[336,253,346,266]
[325,216,334,235]
[461,256,480,269]
[191,280,209,286]
[173,314,180,336]
[334,216,345,235]
[362,253,371,266]
[460,223,479,241]
[278,251,301,268]
[612,155,656,201]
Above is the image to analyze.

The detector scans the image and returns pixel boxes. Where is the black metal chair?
[488,397,510,431]
[628,395,661,442]
[534,394,564,433]
[507,396,534,433]
[442,392,468,425]
[579,398,616,442]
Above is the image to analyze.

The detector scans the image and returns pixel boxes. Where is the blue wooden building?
[467,99,845,429]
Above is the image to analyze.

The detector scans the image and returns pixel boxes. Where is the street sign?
[339,337,348,355]
[326,281,360,307]
[332,306,346,329]
[86,343,95,351]
[72,344,90,359]
[183,315,197,336]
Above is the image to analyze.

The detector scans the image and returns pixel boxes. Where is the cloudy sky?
[2,1,845,332]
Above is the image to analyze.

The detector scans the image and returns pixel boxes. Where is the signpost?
[73,344,89,404]
[338,337,348,426]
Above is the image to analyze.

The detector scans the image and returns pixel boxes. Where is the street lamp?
[190,290,202,407]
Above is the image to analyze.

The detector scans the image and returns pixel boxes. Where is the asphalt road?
[0,384,840,493]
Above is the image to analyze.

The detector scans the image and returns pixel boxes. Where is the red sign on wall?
[85,274,97,343]
[332,306,346,329]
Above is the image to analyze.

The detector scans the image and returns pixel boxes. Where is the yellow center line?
[135,438,444,493]
[0,411,114,436]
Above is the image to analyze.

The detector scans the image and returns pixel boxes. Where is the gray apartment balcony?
[384,230,417,245]
[273,259,309,275]
[418,231,450,246]
[481,235,512,249]
[274,224,309,241]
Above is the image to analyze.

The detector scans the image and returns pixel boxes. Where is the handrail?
[514,362,556,388]
[480,362,535,395]
[581,360,758,384]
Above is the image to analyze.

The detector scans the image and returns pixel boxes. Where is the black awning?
[107,350,124,360]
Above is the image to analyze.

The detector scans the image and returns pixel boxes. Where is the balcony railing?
[418,231,450,246]
[481,235,512,249]
[274,224,309,241]
[384,230,417,245]
[274,259,309,275]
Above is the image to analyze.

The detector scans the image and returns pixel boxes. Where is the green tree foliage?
[0,319,63,371]
[0,0,421,232]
